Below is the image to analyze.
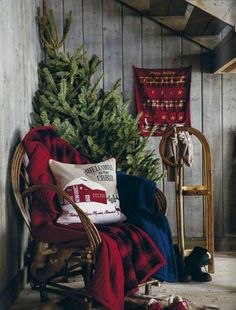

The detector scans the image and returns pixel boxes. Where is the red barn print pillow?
[49,158,126,225]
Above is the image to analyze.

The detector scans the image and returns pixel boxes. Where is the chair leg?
[83,263,93,287]
[64,262,69,282]
[145,283,152,295]
[86,300,92,310]
[39,284,49,302]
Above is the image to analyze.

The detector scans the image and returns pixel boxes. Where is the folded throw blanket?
[117,172,178,282]
[23,126,165,310]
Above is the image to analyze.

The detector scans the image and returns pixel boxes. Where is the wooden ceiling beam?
[185,0,236,27]
[115,0,236,71]
[149,0,170,16]
[204,17,228,35]
[212,31,236,73]
[168,0,188,16]
[185,7,212,36]
[150,0,187,16]
[185,7,227,36]
[118,0,150,12]
[116,0,215,50]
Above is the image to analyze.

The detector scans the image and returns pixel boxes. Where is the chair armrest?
[22,183,102,256]
[155,188,167,215]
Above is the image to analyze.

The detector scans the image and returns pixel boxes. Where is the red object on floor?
[168,301,189,310]
[23,126,166,310]
[133,66,191,136]
[149,302,163,309]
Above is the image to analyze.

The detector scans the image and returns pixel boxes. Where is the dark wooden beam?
[185,7,212,36]
[186,0,236,27]
[212,31,236,73]
[204,16,228,36]
[115,0,212,50]
[119,0,150,12]
[168,0,188,16]
[185,7,226,36]
[150,0,187,16]
[150,0,170,16]
[185,7,227,36]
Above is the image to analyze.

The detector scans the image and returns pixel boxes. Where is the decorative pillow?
[48,158,126,225]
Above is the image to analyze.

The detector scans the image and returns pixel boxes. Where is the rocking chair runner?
[11,139,167,309]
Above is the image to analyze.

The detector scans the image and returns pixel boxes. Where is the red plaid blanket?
[23,126,165,310]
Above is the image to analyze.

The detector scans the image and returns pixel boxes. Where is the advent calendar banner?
[133,66,191,136]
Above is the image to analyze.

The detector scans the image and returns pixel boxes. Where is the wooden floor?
[10,252,236,310]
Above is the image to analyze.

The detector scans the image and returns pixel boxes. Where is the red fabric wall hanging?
[133,66,191,136]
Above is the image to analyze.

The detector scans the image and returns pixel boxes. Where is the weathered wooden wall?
[1,0,236,307]
[46,0,236,245]
[0,0,41,308]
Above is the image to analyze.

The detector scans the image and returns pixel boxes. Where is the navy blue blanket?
[117,172,178,282]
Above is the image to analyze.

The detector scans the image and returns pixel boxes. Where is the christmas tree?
[32,8,164,182]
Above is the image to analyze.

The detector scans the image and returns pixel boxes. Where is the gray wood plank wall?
[0,0,42,308]
[1,0,236,307]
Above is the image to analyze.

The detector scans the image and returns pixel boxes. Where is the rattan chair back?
[11,143,32,231]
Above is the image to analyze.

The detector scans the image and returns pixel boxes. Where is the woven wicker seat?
[11,142,167,309]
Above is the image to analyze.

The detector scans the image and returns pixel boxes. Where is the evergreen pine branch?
[58,11,72,47]
[33,7,164,183]
[47,10,59,45]
[37,8,72,55]
[89,55,102,75]
[36,8,57,53]
[91,74,104,92]
[42,68,58,93]
[73,45,84,61]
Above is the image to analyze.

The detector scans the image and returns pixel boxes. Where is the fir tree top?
[32,7,164,182]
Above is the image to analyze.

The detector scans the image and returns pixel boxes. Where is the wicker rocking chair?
[11,142,167,309]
